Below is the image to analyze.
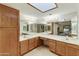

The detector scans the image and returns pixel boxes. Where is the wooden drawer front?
[48,40,56,52]
[21,40,29,55]
[56,41,66,56]
[66,44,79,56]
[29,39,35,50]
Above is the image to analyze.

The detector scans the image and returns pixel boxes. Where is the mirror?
[46,12,78,38]
[20,12,78,39]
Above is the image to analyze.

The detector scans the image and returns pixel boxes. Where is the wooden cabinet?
[56,41,66,56]
[20,36,79,56]
[0,4,18,27]
[0,4,19,56]
[48,39,56,52]
[29,38,35,51]
[34,37,38,48]
[0,28,19,56]
[40,37,48,46]
[37,37,43,46]
[20,40,29,55]
[43,39,48,46]
[66,43,79,56]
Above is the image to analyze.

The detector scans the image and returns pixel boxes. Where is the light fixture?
[27,3,57,13]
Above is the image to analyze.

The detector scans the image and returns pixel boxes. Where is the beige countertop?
[20,32,79,45]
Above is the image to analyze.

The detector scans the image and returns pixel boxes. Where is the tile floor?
[24,46,58,56]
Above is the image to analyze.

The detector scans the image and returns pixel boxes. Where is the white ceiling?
[2,3,77,17]
[2,3,78,23]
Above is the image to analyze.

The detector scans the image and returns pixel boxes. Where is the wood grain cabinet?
[0,4,18,27]
[0,28,19,56]
[37,37,43,46]
[29,38,35,51]
[66,43,79,56]
[48,39,56,52]
[20,40,29,55]
[56,41,66,56]
[0,4,19,56]
[34,37,38,48]
[40,37,48,46]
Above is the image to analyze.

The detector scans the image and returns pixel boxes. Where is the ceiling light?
[28,3,57,13]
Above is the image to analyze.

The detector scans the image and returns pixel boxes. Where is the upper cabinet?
[0,4,19,27]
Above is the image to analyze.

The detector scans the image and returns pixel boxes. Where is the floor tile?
[24,46,58,56]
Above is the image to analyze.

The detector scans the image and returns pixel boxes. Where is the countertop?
[20,32,79,45]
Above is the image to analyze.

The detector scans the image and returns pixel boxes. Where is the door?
[0,4,19,56]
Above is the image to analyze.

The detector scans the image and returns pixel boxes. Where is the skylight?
[28,3,57,13]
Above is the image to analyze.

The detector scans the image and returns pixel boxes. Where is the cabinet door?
[42,38,48,46]
[37,38,43,46]
[66,44,79,56]
[0,28,19,56]
[48,39,56,52]
[56,41,66,56]
[34,37,38,48]
[66,46,78,56]
[0,4,19,27]
[21,40,29,55]
[29,39,35,51]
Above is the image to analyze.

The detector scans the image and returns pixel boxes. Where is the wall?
[20,20,28,35]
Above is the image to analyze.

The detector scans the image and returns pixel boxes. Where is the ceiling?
[2,3,77,17]
[2,3,78,23]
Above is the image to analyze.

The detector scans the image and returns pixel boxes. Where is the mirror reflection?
[20,12,78,38]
